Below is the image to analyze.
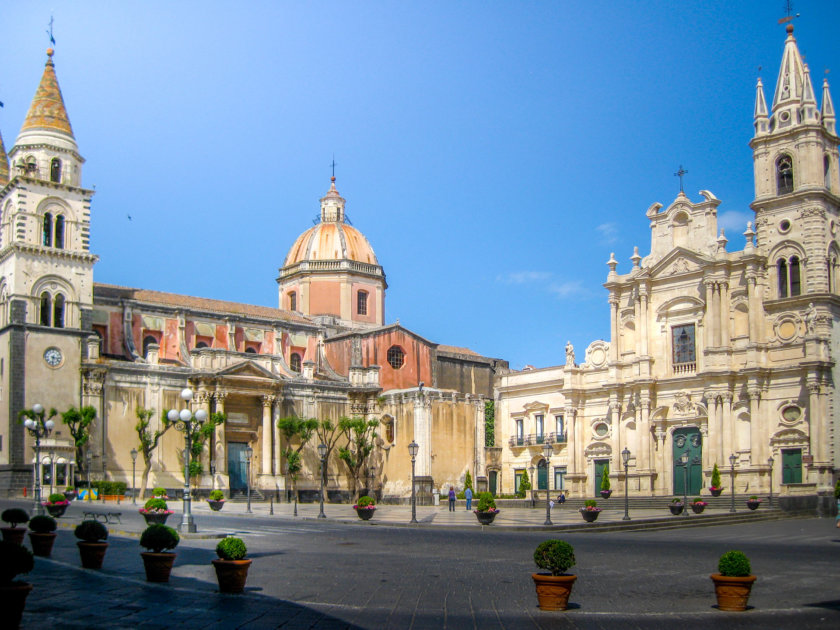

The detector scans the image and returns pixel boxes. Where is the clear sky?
[2,1,839,370]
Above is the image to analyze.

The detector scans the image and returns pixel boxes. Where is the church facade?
[0,49,506,499]
[494,25,839,504]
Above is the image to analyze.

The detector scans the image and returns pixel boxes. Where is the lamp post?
[130,448,138,505]
[368,465,376,501]
[23,404,54,516]
[621,447,631,521]
[679,451,689,517]
[244,445,253,514]
[529,464,536,508]
[167,387,208,533]
[317,443,327,518]
[543,443,553,526]
[47,449,56,496]
[408,440,419,524]
[85,451,92,502]
[729,453,737,513]
[767,455,775,508]
[210,458,217,490]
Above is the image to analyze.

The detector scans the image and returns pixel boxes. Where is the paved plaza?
[4,498,840,629]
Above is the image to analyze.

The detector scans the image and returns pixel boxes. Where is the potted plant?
[669,498,684,515]
[746,496,762,510]
[473,492,500,525]
[711,550,756,611]
[63,486,77,502]
[1,508,30,544]
[139,498,173,524]
[139,524,180,582]
[212,536,252,593]
[0,540,35,630]
[532,539,577,611]
[579,500,601,522]
[43,493,70,517]
[27,515,58,557]
[599,464,612,499]
[74,520,108,569]
[709,463,723,496]
[353,495,376,520]
[208,489,225,512]
[152,487,169,499]
[691,497,708,514]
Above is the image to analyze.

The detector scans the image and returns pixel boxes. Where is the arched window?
[53,294,65,328]
[777,154,794,194]
[357,290,368,315]
[288,292,296,312]
[195,341,209,349]
[778,258,789,297]
[387,345,405,369]
[829,256,838,293]
[826,154,832,189]
[777,256,802,297]
[43,213,53,246]
[790,256,801,295]
[50,158,62,183]
[39,292,51,326]
[245,347,257,354]
[290,353,302,372]
[142,335,158,357]
[55,215,65,249]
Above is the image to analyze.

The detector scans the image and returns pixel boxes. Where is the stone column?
[639,394,651,471]
[807,379,825,465]
[720,392,731,462]
[747,386,762,466]
[214,391,227,476]
[633,295,641,356]
[639,288,649,356]
[704,280,715,348]
[195,389,212,480]
[273,398,282,483]
[712,283,722,347]
[261,395,275,476]
[413,391,432,477]
[719,282,730,347]
[609,297,619,361]
[654,427,667,495]
[703,390,717,472]
[565,406,576,474]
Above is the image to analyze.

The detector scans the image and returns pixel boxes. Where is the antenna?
[778,1,800,24]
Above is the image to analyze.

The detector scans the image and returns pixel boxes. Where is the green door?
[489,471,497,496]
[537,460,548,490]
[673,428,703,495]
[782,449,802,484]
[227,442,249,491]
[594,459,609,496]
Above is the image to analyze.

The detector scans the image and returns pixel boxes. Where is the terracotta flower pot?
[532,573,577,611]
[28,531,57,557]
[77,541,109,569]
[0,581,33,630]
[1,527,27,545]
[212,558,252,593]
[141,552,176,582]
[711,574,757,611]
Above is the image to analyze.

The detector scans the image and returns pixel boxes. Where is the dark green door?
[594,459,609,496]
[537,460,548,490]
[489,471,497,496]
[673,428,703,495]
[227,442,249,491]
[782,449,802,484]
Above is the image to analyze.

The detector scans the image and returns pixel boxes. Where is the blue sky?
[2,1,839,370]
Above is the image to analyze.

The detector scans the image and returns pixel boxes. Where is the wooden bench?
[83,511,122,524]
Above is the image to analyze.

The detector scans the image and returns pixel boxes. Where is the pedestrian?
[448,486,456,512]
[558,491,566,505]
[465,486,473,510]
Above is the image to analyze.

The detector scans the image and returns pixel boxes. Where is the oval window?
[782,406,801,422]
[594,423,609,437]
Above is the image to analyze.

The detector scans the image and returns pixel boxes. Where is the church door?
[489,471,497,496]
[537,460,548,491]
[781,449,802,484]
[227,442,249,491]
[593,459,609,496]
[673,428,703,495]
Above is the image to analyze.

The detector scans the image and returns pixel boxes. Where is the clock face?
[44,347,63,367]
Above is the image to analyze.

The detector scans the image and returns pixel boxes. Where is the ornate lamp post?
[23,404,54,516]
[130,448,138,505]
[47,449,56,496]
[543,442,553,526]
[368,465,376,500]
[85,451,93,502]
[317,442,327,518]
[729,453,737,513]
[167,387,208,533]
[408,440,419,524]
[679,451,690,517]
[529,464,536,508]
[767,455,775,508]
[244,445,253,514]
[621,447,631,521]
[210,458,217,490]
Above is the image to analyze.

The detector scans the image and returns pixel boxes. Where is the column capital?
[746,386,762,400]
[262,394,277,407]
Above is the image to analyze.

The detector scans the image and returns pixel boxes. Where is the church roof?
[19,49,75,139]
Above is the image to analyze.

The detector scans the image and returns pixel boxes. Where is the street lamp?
[130,448,138,505]
[767,455,775,508]
[529,464,536,508]
[679,451,689,517]
[85,451,92,502]
[368,465,376,500]
[23,404,55,515]
[244,445,253,514]
[46,450,56,496]
[210,458,217,490]
[317,442,327,519]
[167,387,209,533]
[408,440,419,524]
[621,447,631,521]
[729,453,737,513]
[543,442,553,526]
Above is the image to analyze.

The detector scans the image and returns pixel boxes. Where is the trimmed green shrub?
[357,495,375,508]
[600,464,611,491]
[718,551,751,577]
[209,490,225,501]
[0,540,34,584]
[47,493,67,504]
[476,492,497,512]
[749,495,759,501]
[140,524,180,553]
[584,499,597,508]
[216,536,247,561]
[710,463,722,488]
[152,487,168,497]
[534,540,576,576]
[144,498,169,512]
[1,508,30,528]
[74,520,108,542]
[28,515,57,533]
[518,470,531,497]
[834,479,840,499]
[464,470,473,491]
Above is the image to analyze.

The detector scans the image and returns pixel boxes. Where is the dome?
[284,221,379,266]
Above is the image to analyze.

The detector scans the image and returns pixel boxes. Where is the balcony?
[509,432,567,448]
[673,361,696,375]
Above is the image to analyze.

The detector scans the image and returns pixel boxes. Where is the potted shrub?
[532,539,577,611]
[579,500,601,522]
[0,540,35,630]
[63,486,77,502]
[473,492,500,525]
[669,498,684,515]
[212,536,252,593]
[1,508,30,544]
[139,498,173,525]
[746,496,762,510]
[711,550,756,611]
[691,497,708,514]
[74,520,108,569]
[139,524,180,582]
[599,464,612,499]
[27,514,58,557]
[43,493,70,517]
[353,495,376,520]
[709,463,723,497]
[208,489,225,512]
[152,487,169,499]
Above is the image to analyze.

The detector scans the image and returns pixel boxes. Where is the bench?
[83,511,122,524]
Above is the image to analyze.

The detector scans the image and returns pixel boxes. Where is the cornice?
[0,242,98,265]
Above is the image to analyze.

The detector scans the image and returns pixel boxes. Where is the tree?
[484,400,495,447]
[277,416,318,502]
[315,418,344,502]
[181,412,226,488]
[60,406,96,484]
[601,463,611,491]
[135,407,173,500]
[338,417,379,501]
[464,470,473,492]
[518,469,531,498]
[710,463,722,489]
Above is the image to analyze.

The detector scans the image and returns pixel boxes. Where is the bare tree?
[134,407,173,500]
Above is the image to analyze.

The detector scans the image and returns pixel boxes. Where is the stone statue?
[805,302,817,334]
[565,341,575,366]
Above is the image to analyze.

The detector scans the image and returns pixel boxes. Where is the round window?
[781,406,801,422]
[779,219,791,233]
[594,423,609,437]
[780,111,790,122]
[387,346,405,369]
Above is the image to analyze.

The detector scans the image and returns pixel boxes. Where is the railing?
[509,432,567,448]
[673,361,696,375]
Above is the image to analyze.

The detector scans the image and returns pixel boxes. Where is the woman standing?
[448,486,456,512]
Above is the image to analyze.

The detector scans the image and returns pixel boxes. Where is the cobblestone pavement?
[4,498,839,629]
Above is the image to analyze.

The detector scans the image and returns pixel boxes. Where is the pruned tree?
[135,407,173,500]
[464,470,473,492]
[277,416,318,502]
[60,406,97,484]
[314,418,344,502]
[181,412,226,488]
[338,417,379,501]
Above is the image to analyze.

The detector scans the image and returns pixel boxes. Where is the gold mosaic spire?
[19,49,74,138]
[0,130,9,186]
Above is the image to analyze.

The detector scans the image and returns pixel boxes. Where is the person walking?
[465,486,473,510]
[448,486,456,512]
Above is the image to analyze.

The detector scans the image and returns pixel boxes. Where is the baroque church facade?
[0,49,506,499]
[494,25,839,505]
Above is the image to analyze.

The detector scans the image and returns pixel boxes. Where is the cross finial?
[778,0,800,24]
[674,165,688,193]
[46,15,56,47]
[330,155,336,180]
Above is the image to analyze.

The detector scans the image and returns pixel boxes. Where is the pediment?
[522,401,549,412]
[648,247,712,279]
[216,360,279,381]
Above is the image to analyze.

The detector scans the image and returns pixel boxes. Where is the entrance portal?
[672,428,702,495]
[227,442,249,491]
